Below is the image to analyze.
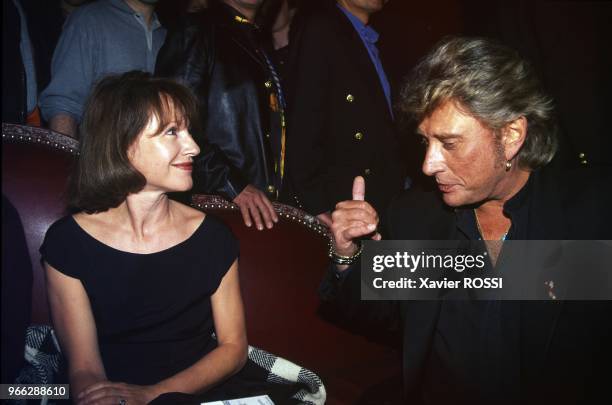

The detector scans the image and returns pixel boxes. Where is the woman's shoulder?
[45,214,79,240]
[171,200,206,226]
[171,202,236,244]
[170,203,238,276]
[170,201,230,239]
[43,213,105,253]
[70,211,119,242]
[41,215,86,277]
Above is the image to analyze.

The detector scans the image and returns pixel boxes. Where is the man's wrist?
[329,241,362,265]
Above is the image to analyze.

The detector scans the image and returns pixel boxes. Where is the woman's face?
[128,108,200,194]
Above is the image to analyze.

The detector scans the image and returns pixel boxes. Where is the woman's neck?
[110,191,172,240]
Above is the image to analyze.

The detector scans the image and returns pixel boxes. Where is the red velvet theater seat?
[2,124,401,404]
[2,124,77,325]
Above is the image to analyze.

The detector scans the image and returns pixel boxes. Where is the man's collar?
[336,3,379,44]
[454,172,534,240]
[502,171,533,216]
[454,173,534,215]
[110,0,162,29]
[109,0,135,14]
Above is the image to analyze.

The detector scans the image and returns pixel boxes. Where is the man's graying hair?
[399,36,558,170]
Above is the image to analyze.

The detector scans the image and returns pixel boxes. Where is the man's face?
[418,100,508,207]
[339,0,388,15]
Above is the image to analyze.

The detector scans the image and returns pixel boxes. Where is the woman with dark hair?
[40,71,247,404]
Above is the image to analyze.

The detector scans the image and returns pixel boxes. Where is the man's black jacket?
[287,2,407,215]
[156,3,280,200]
[321,165,612,404]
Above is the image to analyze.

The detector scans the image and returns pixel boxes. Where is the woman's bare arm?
[45,263,108,395]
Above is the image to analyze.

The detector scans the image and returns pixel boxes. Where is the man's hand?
[76,381,159,405]
[233,184,279,230]
[316,212,333,228]
[330,176,381,263]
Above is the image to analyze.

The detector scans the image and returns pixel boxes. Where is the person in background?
[15,1,92,102]
[2,0,38,125]
[156,0,209,31]
[41,72,247,404]
[256,0,320,98]
[156,0,287,231]
[39,0,166,137]
[256,0,295,84]
[287,0,406,224]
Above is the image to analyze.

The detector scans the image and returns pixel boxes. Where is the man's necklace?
[474,209,509,241]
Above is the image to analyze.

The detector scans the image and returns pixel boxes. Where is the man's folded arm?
[40,9,95,136]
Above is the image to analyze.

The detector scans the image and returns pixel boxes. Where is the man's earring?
[505,160,512,171]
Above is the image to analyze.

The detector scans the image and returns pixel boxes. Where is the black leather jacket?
[156,3,282,200]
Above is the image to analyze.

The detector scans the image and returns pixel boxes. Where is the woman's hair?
[399,36,558,170]
[68,71,199,213]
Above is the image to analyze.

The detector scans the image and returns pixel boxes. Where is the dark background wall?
[371,0,612,168]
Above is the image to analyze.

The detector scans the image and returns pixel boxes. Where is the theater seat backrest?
[2,124,77,324]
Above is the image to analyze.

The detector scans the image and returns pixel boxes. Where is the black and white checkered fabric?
[8,325,62,405]
[19,325,62,384]
[247,346,326,405]
[12,326,326,405]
